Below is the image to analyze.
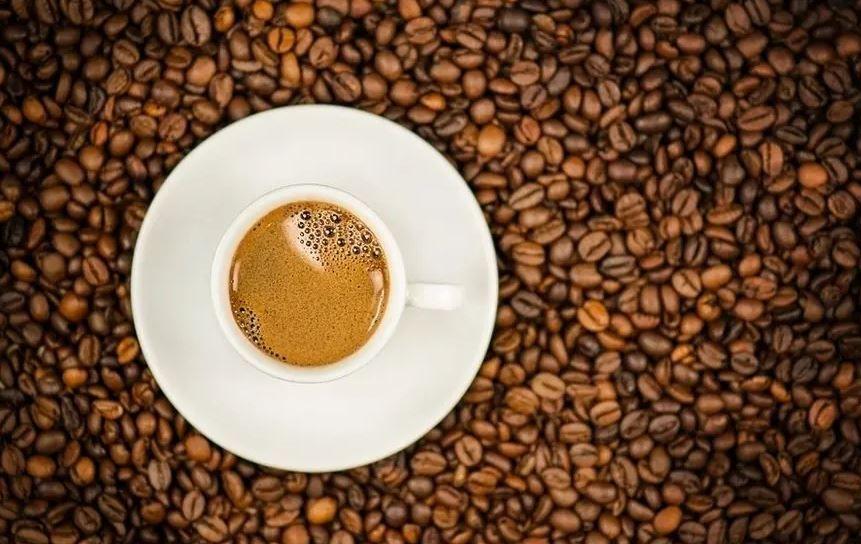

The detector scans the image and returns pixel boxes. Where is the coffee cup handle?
[406,283,463,311]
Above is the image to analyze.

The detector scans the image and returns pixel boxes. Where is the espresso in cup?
[228,201,389,366]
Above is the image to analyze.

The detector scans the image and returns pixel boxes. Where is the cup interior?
[211,184,406,383]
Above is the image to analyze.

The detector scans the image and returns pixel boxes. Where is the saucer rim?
[131,104,498,471]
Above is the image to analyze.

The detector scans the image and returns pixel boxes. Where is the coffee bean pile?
[2,0,861,542]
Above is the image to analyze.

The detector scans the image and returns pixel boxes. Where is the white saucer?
[131,105,497,471]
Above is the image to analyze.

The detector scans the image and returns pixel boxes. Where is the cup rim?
[210,183,407,383]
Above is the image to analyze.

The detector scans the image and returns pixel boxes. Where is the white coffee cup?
[211,184,463,383]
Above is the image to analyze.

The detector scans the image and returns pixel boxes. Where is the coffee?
[8,0,861,540]
[228,201,388,366]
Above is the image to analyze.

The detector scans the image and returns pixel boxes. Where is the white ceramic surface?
[210,183,463,383]
[131,105,498,471]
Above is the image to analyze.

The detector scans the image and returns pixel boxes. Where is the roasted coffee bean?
[578,232,611,262]
[577,300,609,332]
[195,516,227,542]
[737,105,776,131]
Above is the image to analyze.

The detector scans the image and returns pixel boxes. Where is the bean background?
[2,0,861,543]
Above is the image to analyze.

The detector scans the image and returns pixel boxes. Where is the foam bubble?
[286,202,384,269]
